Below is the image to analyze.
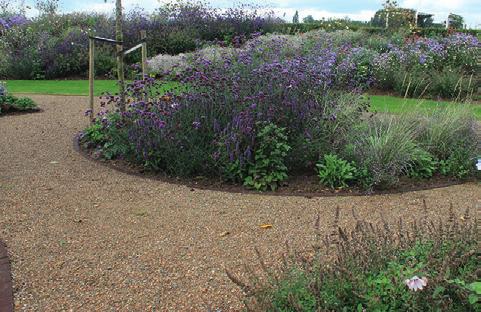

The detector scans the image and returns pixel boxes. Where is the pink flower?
[405,276,428,291]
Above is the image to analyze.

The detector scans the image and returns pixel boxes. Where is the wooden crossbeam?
[89,36,122,45]
[123,43,143,55]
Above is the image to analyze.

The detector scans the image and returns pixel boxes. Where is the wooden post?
[89,37,95,123]
[140,30,147,79]
[115,0,126,112]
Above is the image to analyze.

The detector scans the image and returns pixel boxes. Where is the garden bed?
[0,93,39,116]
[0,105,41,117]
[78,31,480,194]
[74,135,472,197]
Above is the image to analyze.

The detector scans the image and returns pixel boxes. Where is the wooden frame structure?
[88,31,148,122]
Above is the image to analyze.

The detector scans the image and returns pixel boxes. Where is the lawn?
[370,95,481,120]
[5,80,481,120]
[6,80,119,96]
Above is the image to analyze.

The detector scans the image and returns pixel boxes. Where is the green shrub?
[439,148,475,179]
[413,106,478,178]
[229,204,480,311]
[289,92,369,171]
[12,97,37,110]
[81,113,132,160]
[82,122,106,145]
[316,153,357,189]
[243,123,291,191]
[392,67,430,98]
[430,68,476,100]
[407,149,437,179]
[346,116,418,188]
[0,94,38,114]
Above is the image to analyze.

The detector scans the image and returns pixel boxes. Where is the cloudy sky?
[22,0,481,28]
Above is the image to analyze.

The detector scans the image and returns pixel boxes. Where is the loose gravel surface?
[0,95,479,311]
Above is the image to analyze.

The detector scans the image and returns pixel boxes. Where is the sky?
[20,0,481,28]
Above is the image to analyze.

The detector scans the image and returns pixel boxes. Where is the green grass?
[4,80,481,120]
[6,80,120,96]
[370,95,481,120]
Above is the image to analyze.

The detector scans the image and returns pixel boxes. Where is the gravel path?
[0,95,479,311]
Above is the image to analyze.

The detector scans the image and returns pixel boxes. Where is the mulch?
[0,241,13,312]
[74,135,473,198]
[0,108,42,117]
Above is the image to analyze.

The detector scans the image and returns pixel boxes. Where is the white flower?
[476,158,481,171]
[405,276,427,291]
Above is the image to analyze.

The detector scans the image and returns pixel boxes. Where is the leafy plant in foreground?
[316,153,357,189]
[82,121,106,145]
[228,202,480,311]
[407,148,437,179]
[243,123,291,191]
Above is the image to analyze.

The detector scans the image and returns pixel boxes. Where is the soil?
[0,104,41,117]
[75,137,473,197]
[0,94,480,311]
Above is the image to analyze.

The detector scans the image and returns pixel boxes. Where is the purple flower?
[192,121,201,129]
[419,54,427,65]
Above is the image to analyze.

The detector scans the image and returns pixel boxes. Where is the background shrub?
[345,115,418,188]
[413,105,478,168]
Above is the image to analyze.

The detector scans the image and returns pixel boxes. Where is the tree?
[448,13,464,29]
[292,10,299,24]
[105,0,126,112]
[417,13,434,28]
[371,5,415,29]
[35,0,59,15]
[115,0,126,112]
[303,15,314,23]
[382,0,398,10]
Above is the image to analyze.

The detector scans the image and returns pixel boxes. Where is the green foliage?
[448,13,464,29]
[266,269,317,311]
[430,68,475,100]
[407,149,437,179]
[438,148,474,178]
[243,123,291,191]
[354,165,375,189]
[292,10,299,24]
[371,6,416,29]
[302,15,314,24]
[0,94,37,114]
[316,154,357,189]
[414,106,478,178]
[11,97,36,110]
[293,92,369,171]
[81,114,132,160]
[346,116,418,188]
[82,122,105,145]
[232,204,480,311]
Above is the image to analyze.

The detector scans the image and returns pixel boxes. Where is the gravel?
[0,95,479,311]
